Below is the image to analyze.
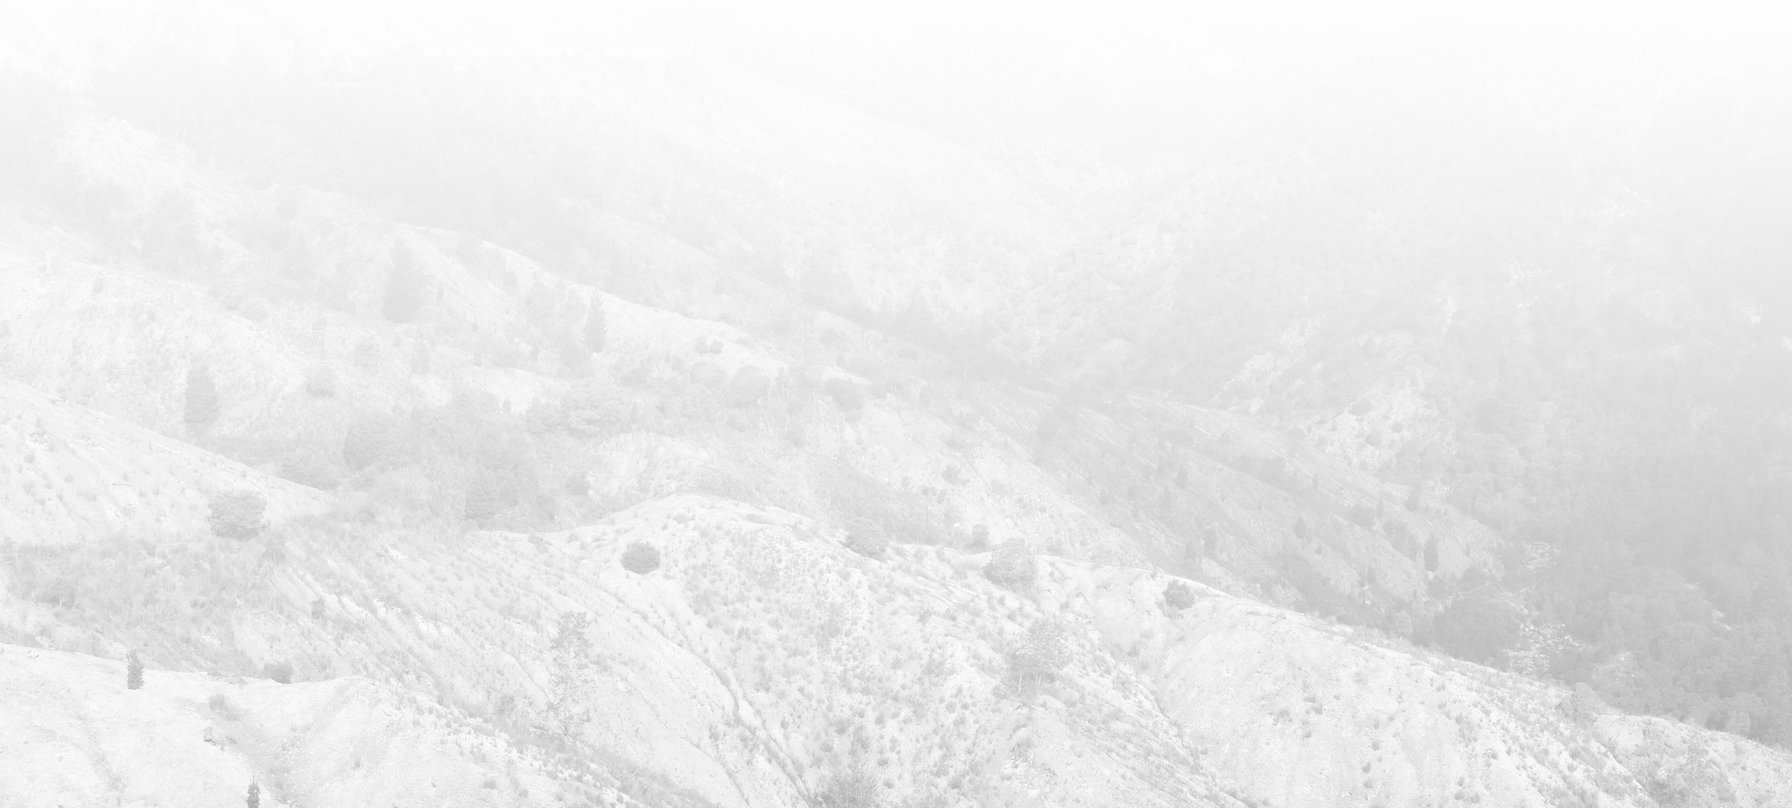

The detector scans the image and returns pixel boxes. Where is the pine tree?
[184,364,220,431]
[583,295,607,353]
[246,781,260,808]
[464,470,501,523]
[126,650,143,690]
[381,242,424,323]
[547,611,594,738]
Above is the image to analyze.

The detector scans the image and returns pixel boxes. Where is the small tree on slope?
[983,541,1036,587]
[126,650,144,690]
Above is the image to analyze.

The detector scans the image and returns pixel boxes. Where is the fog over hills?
[3,2,1792,806]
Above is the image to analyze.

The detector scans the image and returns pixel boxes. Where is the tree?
[547,611,595,739]
[622,542,661,573]
[844,520,889,559]
[208,489,266,539]
[342,412,407,472]
[1162,579,1198,612]
[983,541,1036,587]
[583,295,608,353]
[262,660,294,684]
[381,242,424,323]
[1432,589,1523,665]
[1009,618,1072,690]
[126,650,143,690]
[184,364,220,432]
[464,470,502,523]
[246,781,260,808]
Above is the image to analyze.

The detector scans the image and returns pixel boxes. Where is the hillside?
[9,495,1792,807]
[6,1,1792,806]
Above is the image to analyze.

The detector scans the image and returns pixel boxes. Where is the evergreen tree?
[246,781,259,808]
[583,295,607,353]
[381,242,424,323]
[464,469,502,523]
[547,611,594,738]
[183,364,220,431]
[126,650,143,690]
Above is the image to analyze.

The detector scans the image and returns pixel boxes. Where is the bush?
[622,542,661,574]
[983,542,1036,587]
[262,660,293,684]
[825,378,866,420]
[815,762,880,808]
[208,489,266,539]
[1162,579,1198,612]
[126,650,143,690]
[844,522,889,559]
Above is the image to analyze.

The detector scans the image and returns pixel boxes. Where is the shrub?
[126,650,143,690]
[844,523,889,559]
[1162,579,1198,612]
[816,760,880,808]
[983,542,1036,587]
[825,378,866,420]
[208,489,266,539]
[622,542,661,574]
[262,660,293,684]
